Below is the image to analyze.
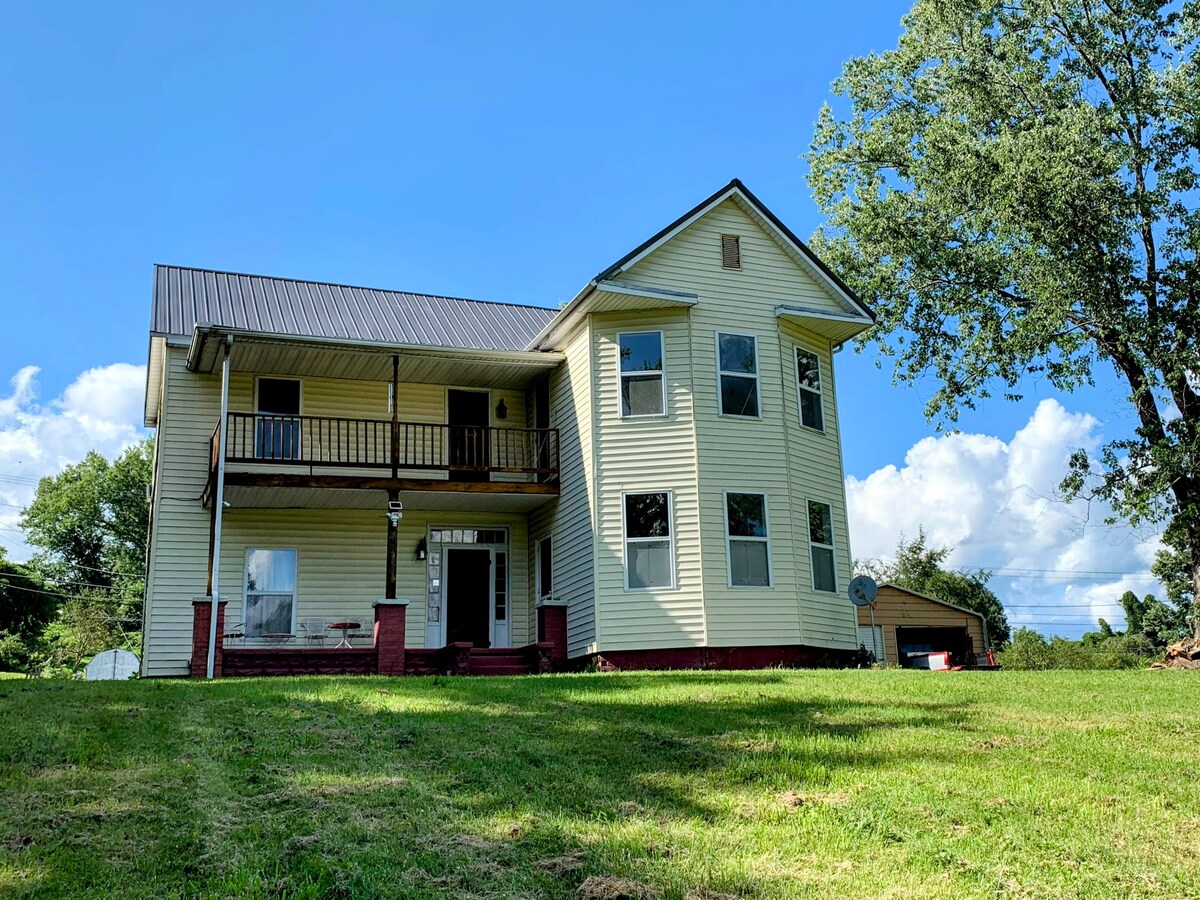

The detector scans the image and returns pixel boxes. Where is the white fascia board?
[529,281,697,351]
[186,324,564,373]
[774,304,872,325]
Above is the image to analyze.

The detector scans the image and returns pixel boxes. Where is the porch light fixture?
[386,500,403,527]
[415,537,428,560]
[495,398,508,419]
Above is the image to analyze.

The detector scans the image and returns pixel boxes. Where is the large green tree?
[21,440,152,588]
[0,550,54,672]
[809,0,1200,638]
[857,529,1012,645]
[19,439,153,671]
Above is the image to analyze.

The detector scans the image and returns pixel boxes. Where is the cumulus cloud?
[0,363,148,561]
[846,399,1164,636]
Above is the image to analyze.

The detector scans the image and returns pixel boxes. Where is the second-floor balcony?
[210,412,559,486]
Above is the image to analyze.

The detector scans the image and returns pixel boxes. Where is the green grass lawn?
[1,671,1197,899]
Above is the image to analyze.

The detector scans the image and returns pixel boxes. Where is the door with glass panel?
[255,378,301,460]
[244,548,297,639]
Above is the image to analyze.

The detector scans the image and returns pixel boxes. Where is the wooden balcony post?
[385,488,399,600]
[390,354,400,478]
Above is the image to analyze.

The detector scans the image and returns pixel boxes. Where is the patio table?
[328,621,362,649]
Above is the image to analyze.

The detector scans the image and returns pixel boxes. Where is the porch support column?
[390,354,400,478]
[205,336,233,680]
[536,597,569,671]
[385,353,400,602]
[374,599,409,676]
[191,599,228,678]
[385,488,399,601]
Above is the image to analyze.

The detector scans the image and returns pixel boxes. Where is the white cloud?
[846,399,1164,636]
[0,363,148,562]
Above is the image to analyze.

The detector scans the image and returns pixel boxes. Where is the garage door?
[895,626,973,668]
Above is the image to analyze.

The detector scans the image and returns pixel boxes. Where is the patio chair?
[299,617,329,647]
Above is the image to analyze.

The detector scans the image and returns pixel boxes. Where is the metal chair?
[299,617,329,647]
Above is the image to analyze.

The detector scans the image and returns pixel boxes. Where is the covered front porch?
[185,326,567,677]
[195,504,565,676]
[191,598,568,677]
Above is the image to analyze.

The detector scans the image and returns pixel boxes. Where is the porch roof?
[185,325,564,389]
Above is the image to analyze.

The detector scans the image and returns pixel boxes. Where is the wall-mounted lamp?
[385,499,404,527]
[495,398,508,420]
[416,537,428,560]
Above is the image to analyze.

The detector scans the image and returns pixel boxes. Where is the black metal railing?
[216,412,559,479]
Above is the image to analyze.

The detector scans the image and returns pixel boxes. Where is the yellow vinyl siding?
[529,323,597,657]
[216,508,530,650]
[590,309,705,650]
[778,319,859,648]
[856,585,988,666]
[616,198,857,651]
[141,345,220,676]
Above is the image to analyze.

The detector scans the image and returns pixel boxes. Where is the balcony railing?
[213,412,559,480]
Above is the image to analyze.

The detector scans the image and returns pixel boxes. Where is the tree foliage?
[21,440,152,589]
[857,528,1011,645]
[19,439,152,674]
[809,0,1200,636]
[0,550,54,672]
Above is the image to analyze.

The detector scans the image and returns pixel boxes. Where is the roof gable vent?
[721,234,741,269]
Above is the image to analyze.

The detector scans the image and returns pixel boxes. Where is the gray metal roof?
[151,264,559,352]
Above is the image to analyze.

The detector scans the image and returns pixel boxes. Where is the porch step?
[467,651,533,676]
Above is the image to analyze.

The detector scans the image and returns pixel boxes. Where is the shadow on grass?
[0,673,977,899]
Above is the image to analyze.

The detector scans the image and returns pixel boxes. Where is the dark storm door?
[448,389,490,482]
[445,548,492,647]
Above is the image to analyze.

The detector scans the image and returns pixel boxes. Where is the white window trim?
[617,330,667,419]
[723,490,772,588]
[242,547,299,639]
[806,500,838,594]
[715,331,762,419]
[493,548,508,625]
[620,490,677,592]
[795,346,825,434]
[536,534,553,600]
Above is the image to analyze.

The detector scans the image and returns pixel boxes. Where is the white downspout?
[207,336,233,679]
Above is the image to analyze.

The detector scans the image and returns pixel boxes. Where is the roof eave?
[187,324,565,374]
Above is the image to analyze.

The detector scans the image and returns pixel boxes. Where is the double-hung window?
[725,492,770,586]
[618,332,665,417]
[244,548,297,637]
[623,492,674,590]
[716,332,759,417]
[796,348,824,432]
[807,501,837,593]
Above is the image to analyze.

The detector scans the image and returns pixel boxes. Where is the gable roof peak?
[591,178,874,324]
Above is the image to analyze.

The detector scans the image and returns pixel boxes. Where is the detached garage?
[855,583,990,668]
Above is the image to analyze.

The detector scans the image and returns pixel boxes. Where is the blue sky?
[0,1,1162,632]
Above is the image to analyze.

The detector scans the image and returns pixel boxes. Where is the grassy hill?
[1,670,1196,899]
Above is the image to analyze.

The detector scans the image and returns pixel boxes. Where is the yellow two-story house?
[141,179,875,677]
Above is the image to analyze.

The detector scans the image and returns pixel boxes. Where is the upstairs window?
[618,332,665,417]
[807,501,837,593]
[717,332,760,417]
[726,492,770,586]
[796,348,824,432]
[721,234,741,269]
[623,492,674,590]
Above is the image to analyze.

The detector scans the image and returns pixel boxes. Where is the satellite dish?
[848,575,878,607]
[84,649,140,681]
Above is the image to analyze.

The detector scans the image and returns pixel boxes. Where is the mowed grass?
[1,671,1197,899]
